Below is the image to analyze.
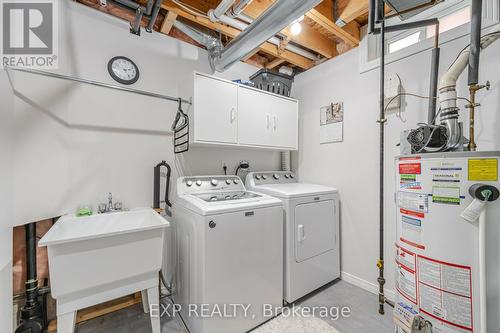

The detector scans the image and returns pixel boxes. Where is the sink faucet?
[98,192,123,214]
[108,192,114,212]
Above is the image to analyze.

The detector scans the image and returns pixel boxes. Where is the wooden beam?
[306,8,359,46]
[48,293,142,332]
[244,53,267,68]
[161,10,178,34]
[278,36,291,55]
[266,58,285,69]
[242,49,260,61]
[244,0,337,58]
[161,1,314,69]
[337,0,369,25]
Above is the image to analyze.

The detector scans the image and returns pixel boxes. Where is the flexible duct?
[173,20,223,55]
[210,0,322,72]
[438,26,500,150]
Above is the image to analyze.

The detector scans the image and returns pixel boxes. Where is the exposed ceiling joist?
[308,1,360,46]
[337,0,369,25]
[161,1,314,69]
[160,10,178,34]
[243,0,337,59]
[266,58,285,69]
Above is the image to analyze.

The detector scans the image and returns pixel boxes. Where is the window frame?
[359,0,500,73]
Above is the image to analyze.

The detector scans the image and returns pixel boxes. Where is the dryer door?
[295,199,336,262]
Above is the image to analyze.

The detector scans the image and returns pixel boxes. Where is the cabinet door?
[194,74,238,144]
[237,86,273,146]
[270,98,298,149]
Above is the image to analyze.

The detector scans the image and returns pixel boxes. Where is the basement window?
[388,31,422,54]
[359,0,500,73]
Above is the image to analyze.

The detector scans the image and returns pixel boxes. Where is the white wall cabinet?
[189,72,298,150]
[193,74,238,144]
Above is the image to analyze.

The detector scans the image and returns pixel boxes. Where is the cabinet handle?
[266,115,270,129]
[230,108,236,123]
[273,116,277,131]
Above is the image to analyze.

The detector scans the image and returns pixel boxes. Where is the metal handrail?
[5,66,192,105]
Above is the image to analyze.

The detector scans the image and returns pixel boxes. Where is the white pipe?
[208,0,237,22]
[440,26,500,92]
[438,27,500,150]
[479,210,487,333]
[219,15,318,60]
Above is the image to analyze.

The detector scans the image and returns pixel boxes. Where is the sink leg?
[146,286,161,333]
[57,311,76,333]
[141,289,150,313]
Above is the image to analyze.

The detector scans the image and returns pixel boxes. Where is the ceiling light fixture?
[290,15,304,35]
[290,21,302,35]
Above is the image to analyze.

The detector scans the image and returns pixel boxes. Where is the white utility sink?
[39,208,169,333]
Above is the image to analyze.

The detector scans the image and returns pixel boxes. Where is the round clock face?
[107,56,139,85]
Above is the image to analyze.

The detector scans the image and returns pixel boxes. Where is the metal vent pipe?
[208,0,238,22]
[210,0,322,72]
[173,20,223,54]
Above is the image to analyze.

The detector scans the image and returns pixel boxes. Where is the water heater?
[393,152,500,333]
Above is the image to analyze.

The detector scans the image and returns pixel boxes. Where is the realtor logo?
[1,0,58,68]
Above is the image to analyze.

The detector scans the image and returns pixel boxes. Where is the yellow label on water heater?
[468,159,498,181]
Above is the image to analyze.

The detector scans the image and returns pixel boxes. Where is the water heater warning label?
[399,163,421,174]
[468,158,498,181]
[417,256,473,331]
[396,245,417,304]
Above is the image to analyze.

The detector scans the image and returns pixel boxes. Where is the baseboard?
[340,271,395,302]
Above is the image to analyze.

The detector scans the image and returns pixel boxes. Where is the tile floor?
[74,280,395,333]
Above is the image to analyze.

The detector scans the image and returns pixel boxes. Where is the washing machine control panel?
[177,176,245,195]
[247,171,297,186]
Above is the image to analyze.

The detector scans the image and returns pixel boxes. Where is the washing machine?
[246,171,340,303]
[172,175,283,333]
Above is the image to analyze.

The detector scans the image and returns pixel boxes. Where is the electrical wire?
[172,0,210,18]
[384,92,473,119]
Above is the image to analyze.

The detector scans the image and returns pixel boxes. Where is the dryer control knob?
[186,180,193,187]
[290,174,295,179]
[273,173,280,180]
[225,179,232,185]
[233,179,239,184]
[255,175,261,180]
[284,174,289,179]
[196,180,203,186]
[211,179,218,186]
[262,175,268,180]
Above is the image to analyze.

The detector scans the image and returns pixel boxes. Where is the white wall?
[11,1,280,225]
[293,32,500,294]
[0,69,14,331]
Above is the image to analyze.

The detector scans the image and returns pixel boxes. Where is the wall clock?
[107,56,139,85]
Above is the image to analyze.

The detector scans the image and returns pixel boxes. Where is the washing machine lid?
[175,191,282,216]
[251,183,338,199]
